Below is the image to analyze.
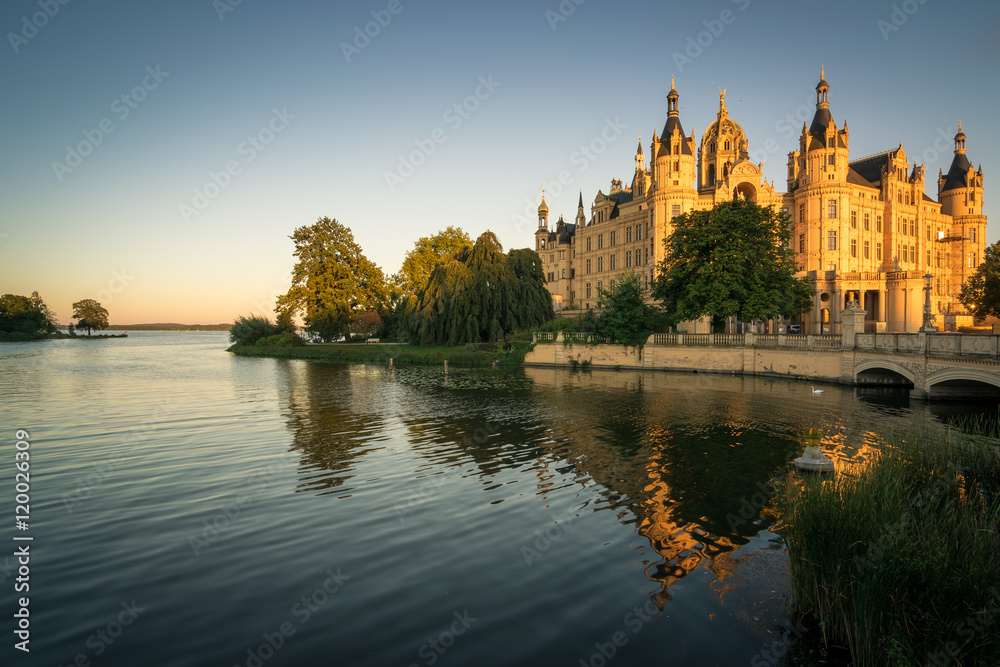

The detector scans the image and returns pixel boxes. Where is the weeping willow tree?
[400,231,554,346]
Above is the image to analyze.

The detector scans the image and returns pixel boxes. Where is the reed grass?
[777,417,1000,665]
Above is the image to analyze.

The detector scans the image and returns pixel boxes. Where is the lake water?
[0,332,992,666]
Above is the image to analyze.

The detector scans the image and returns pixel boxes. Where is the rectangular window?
[586,259,591,274]
[799,233,805,253]
[936,251,941,267]
[828,154,835,166]
[644,248,648,265]
[561,268,566,279]
[672,204,680,218]
[863,240,870,259]
[827,200,837,218]
[626,251,632,268]
[610,231,616,247]
[585,283,591,298]
[969,252,977,268]
[851,211,857,228]
[827,230,837,250]
[850,238,857,258]
[636,224,642,241]
[926,225,931,241]
[597,281,603,294]
[909,219,915,236]
[586,237,592,252]
[598,234,603,249]
[597,256,603,272]
[971,227,978,243]
[876,215,883,232]
[926,249,931,266]
[799,203,806,223]
[610,254,616,270]
[626,228,632,243]
[863,212,870,231]
[877,243,883,260]
[549,254,554,262]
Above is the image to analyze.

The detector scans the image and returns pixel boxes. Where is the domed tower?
[698,87,749,193]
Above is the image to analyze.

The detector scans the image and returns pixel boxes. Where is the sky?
[1,0,998,324]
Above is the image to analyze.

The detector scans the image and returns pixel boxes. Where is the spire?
[955,121,966,154]
[942,123,972,191]
[718,87,727,119]
[660,78,690,154]
[815,65,829,109]
[577,190,583,208]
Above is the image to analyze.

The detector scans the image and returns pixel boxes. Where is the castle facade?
[534,70,986,333]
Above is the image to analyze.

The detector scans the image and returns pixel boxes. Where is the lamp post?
[919,273,937,333]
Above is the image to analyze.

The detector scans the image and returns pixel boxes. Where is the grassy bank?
[777,420,1000,665]
[227,341,531,367]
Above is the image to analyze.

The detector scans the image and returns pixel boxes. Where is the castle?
[534,70,986,334]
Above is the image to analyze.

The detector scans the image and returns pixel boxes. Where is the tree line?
[242,200,1000,349]
[0,294,110,338]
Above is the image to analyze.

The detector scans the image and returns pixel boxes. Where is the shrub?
[255,332,305,348]
[229,315,280,347]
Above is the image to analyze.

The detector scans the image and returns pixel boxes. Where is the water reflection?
[277,361,997,639]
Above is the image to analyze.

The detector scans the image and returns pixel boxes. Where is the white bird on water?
[811,386,824,394]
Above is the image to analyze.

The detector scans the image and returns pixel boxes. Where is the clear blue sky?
[2,0,998,323]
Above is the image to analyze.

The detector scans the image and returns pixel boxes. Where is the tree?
[400,231,554,346]
[275,217,389,341]
[651,200,813,327]
[72,299,109,335]
[398,226,473,296]
[29,292,57,333]
[959,241,1000,320]
[593,271,664,346]
[0,292,55,334]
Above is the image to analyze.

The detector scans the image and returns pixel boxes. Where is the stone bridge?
[527,308,1000,400]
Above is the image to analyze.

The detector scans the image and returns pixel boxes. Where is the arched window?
[707,164,716,185]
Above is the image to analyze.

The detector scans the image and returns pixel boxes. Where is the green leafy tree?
[593,271,663,346]
[72,299,110,335]
[959,241,1000,320]
[400,231,554,346]
[399,226,473,296]
[652,200,813,327]
[275,217,389,340]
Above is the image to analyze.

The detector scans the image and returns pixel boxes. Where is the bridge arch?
[923,368,1000,400]
[854,359,916,386]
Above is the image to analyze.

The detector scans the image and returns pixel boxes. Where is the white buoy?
[795,433,834,473]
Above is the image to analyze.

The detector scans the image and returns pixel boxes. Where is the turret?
[938,122,984,217]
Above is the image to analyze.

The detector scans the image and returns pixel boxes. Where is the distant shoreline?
[55,323,232,332]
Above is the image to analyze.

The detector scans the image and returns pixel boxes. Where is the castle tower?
[534,186,550,252]
[938,123,986,287]
[575,191,586,227]
[788,66,850,190]
[652,77,697,271]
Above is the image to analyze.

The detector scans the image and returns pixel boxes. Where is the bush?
[254,332,305,348]
[229,315,280,347]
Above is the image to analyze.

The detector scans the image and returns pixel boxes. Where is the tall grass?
[776,417,1000,665]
